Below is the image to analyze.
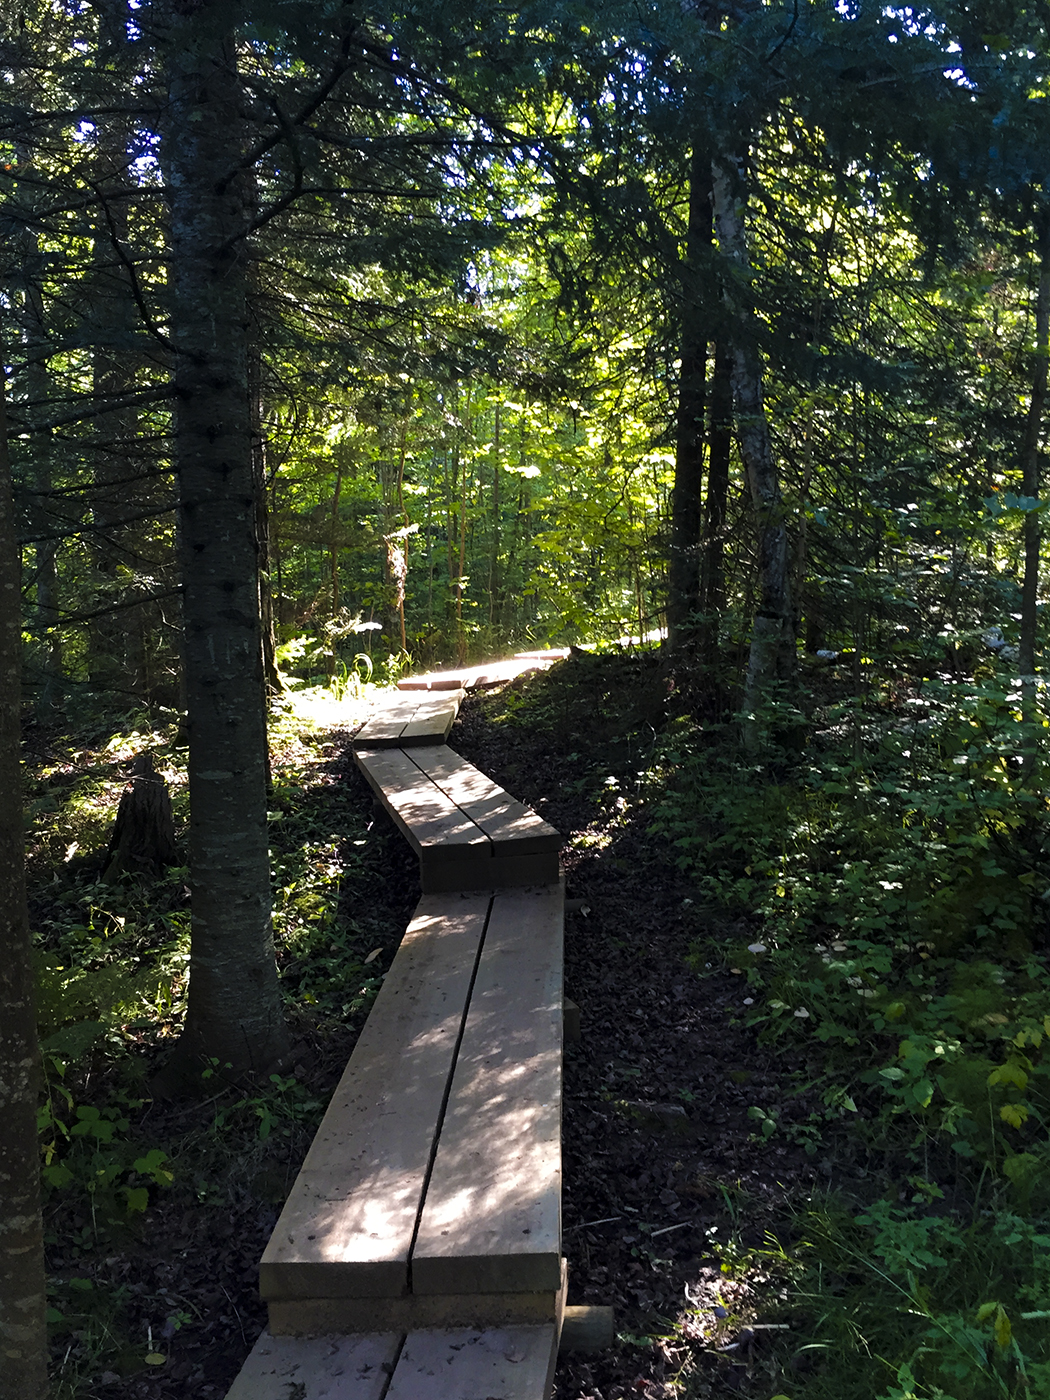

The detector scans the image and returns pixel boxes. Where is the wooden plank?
[259,893,491,1301]
[419,856,496,896]
[488,850,561,889]
[354,692,463,749]
[355,749,487,858]
[560,1305,615,1353]
[397,673,469,691]
[409,748,560,855]
[224,1330,401,1400]
[385,1327,558,1400]
[399,699,460,745]
[353,693,421,747]
[269,1274,564,1335]
[412,884,563,1296]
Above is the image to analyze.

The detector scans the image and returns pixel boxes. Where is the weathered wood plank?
[409,748,560,855]
[354,691,464,749]
[385,1327,558,1400]
[559,1305,615,1353]
[269,1273,564,1335]
[259,893,491,1301]
[419,857,496,896]
[352,693,422,746]
[399,699,460,745]
[488,850,561,889]
[224,1330,401,1400]
[397,674,469,692]
[412,883,563,1296]
[355,749,486,857]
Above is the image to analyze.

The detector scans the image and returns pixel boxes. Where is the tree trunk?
[489,401,500,632]
[16,193,63,722]
[712,152,795,750]
[0,344,49,1398]
[250,345,280,695]
[456,442,469,663]
[157,1,289,1087]
[668,146,712,647]
[1019,215,1050,780]
[700,338,732,667]
[88,0,142,700]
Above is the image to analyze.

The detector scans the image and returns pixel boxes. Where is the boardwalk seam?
[404,890,495,1294]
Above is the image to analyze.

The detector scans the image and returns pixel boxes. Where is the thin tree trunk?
[157,0,288,1087]
[16,197,63,721]
[330,465,343,618]
[668,146,711,647]
[1020,215,1050,779]
[250,345,279,695]
[0,342,49,1400]
[395,420,408,650]
[712,152,795,751]
[700,339,732,666]
[446,449,455,617]
[456,446,468,663]
[489,402,500,631]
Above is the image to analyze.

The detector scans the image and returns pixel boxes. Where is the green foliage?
[643,666,1050,1399]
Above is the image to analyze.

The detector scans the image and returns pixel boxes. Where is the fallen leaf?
[364,948,382,964]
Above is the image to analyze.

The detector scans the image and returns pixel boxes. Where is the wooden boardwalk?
[394,650,570,693]
[354,746,559,892]
[226,681,570,1399]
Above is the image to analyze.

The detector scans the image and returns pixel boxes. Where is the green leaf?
[123,1186,149,1214]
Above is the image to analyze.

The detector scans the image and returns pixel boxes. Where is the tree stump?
[103,751,177,882]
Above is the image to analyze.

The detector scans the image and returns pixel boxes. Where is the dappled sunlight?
[262,893,491,1295]
[277,681,377,736]
[413,887,563,1294]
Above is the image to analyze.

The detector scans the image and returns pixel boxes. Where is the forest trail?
[224,684,569,1399]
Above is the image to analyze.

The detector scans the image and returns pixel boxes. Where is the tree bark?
[700,338,732,667]
[157,0,288,1087]
[88,0,144,700]
[250,345,280,695]
[15,178,63,722]
[667,147,712,647]
[0,345,49,1398]
[1019,215,1050,779]
[712,152,795,749]
[489,401,500,632]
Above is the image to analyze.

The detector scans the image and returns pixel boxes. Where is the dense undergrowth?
[24,646,1050,1399]
[24,683,417,1396]
[480,647,1050,1400]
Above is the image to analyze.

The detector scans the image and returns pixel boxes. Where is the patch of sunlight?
[277,681,387,736]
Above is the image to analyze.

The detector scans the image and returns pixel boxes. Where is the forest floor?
[34,651,823,1400]
[34,648,1040,1400]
